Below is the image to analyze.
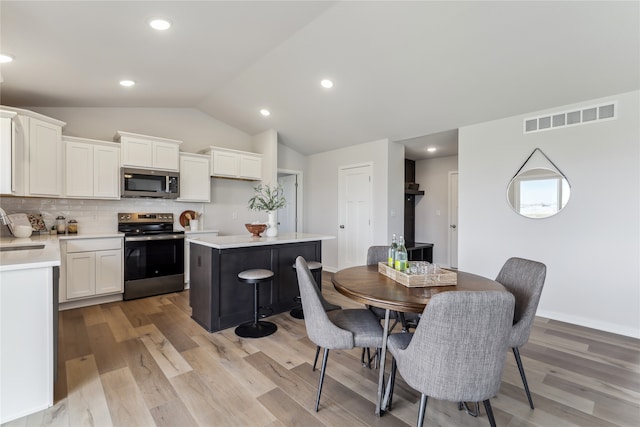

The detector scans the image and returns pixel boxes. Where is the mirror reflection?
[507,168,570,218]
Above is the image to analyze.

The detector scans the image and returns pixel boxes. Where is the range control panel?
[117,213,174,224]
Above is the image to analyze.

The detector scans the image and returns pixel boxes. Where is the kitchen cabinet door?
[153,141,180,171]
[204,146,262,180]
[66,252,96,299]
[93,144,120,199]
[95,249,123,295]
[65,137,120,199]
[65,140,94,197]
[178,153,210,202]
[121,135,153,168]
[28,118,63,197]
[212,149,239,177]
[239,153,262,180]
[0,115,15,194]
[117,131,181,171]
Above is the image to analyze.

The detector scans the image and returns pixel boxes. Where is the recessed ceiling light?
[0,54,14,63]
[320,79,334,89]
[119,80,135,87]
[426,147,437,153]
[260,109,270,117]
[149,18,172,31]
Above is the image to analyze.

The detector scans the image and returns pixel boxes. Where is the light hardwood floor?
[5,273,639,426]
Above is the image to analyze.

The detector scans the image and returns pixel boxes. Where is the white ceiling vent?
[524,102,617,134]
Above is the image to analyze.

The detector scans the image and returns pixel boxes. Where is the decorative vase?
[265,211,278,237]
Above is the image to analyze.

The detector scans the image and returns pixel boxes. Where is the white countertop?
[187,232,335,249]
[0,232,123,272]
[0,234,61,272]
[184,229,220,235]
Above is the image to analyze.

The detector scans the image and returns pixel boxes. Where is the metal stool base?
[290,308,304,319]
[235,321,277,338]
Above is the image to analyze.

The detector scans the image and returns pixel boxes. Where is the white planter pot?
[265,211,278,237]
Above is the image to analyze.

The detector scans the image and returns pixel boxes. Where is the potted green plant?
[248,184,286,236]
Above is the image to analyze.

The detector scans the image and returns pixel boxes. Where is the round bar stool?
[235,269,277,338]
[290,260,322,319]
[290,260,340,319]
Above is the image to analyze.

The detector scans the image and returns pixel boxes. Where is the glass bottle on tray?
[388,234,397,267]
[395,235,408,272]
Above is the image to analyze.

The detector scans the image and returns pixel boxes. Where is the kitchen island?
[187,233,334,332]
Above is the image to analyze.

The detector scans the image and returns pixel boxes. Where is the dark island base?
[189,240,322,333]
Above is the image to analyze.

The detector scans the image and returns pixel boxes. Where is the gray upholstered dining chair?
[295,256,384,412]
[496,257,547,409]
[387,291,515,427]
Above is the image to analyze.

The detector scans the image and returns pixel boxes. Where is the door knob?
[450,224,457,229]
[339,225,345,229]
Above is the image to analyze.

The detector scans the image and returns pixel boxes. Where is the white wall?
[252,129,278,185]
[459,90,639,338]
[415,155,458,265]
[387,141,405,239]
[307,138,404,271]
[278,142,307,172]
[30,107,253,153]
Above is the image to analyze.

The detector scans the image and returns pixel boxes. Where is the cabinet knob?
[339,225,345,229]
[450,224,457,229]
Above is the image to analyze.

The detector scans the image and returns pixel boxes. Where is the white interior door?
[277,173,298,233]
[448,171,459,268]
[338,164,372,269]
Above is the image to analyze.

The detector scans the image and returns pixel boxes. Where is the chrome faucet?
[0,207,10,226]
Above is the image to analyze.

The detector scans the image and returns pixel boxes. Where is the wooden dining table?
[331,264,507,416]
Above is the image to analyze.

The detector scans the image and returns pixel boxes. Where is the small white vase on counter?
[265,211,278,237]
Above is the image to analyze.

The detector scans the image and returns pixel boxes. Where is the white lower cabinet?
[61,237,123,302]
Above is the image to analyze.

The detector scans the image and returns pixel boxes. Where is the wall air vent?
[523,101,617,134]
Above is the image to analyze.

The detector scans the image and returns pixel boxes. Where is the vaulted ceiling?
[1,1,638,159]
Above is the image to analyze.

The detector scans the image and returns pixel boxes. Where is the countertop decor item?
[179,210,197,227]
[245,223,267,237]
[27,214,47,232]
[11,224,33,238]
[248,184,286,237]
[67,219,78,234]
[247,184,286,212]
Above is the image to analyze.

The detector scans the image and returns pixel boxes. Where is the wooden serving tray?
[378,262,457,287]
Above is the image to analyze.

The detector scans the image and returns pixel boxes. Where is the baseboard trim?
[536,308,640,339]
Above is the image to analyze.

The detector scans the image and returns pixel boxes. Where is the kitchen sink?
[0,244,45,252]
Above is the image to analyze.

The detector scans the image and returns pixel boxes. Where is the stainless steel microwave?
[121,167,179,199]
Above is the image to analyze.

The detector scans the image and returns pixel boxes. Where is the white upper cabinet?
[64,136,120,199]
[29,118,64,196]
[115,131,181,171]
[0,111,17,195]
[239,153,262,180]
[178,152,210,202]
[1,107,66,197]
[202,146,262,181]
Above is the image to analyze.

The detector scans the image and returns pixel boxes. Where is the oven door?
[124,234,185,280]
[123,234,185,300]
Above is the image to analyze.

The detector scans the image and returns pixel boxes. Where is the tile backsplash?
[0,197,206,235]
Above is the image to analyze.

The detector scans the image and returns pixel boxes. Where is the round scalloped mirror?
[507,168,571,218]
